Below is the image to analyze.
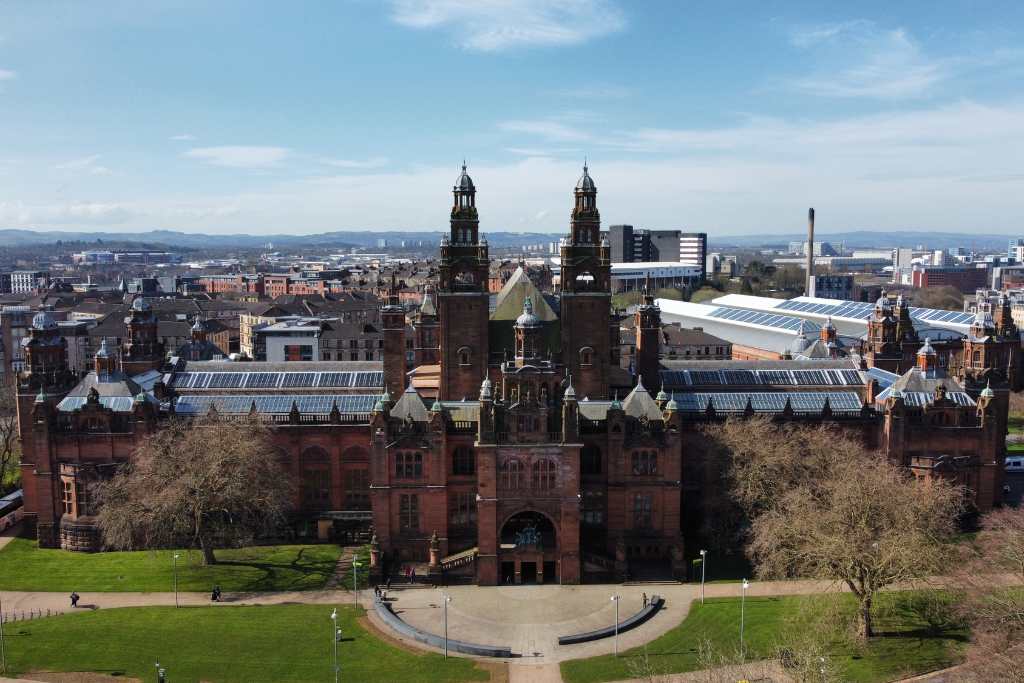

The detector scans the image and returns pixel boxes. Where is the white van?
[1006,455,1024,472]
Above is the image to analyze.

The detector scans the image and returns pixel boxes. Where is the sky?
[1,0,1024,236]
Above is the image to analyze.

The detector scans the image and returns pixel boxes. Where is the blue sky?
[1,0,1023,235]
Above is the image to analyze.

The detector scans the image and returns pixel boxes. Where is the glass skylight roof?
[171,371,384,391]
[174,394,379,415]
[661,368,864,387]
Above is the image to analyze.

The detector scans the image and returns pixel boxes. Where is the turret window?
[458,346,472,366]
[632,450,658,476]
[579,346,594,367]
[532,459,556,491]
[395,451,423,478]
[500,458,524,488]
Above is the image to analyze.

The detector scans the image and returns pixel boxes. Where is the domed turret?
[32,311,57,331]
[575,163,596,192]
[515,297,541,328]
[454,162,474,192]
[790,320,811,355]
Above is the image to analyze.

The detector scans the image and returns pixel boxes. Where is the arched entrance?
[499,510,558,585]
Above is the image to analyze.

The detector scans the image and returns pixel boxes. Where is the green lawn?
[1,604,490,683]
[0,538,342,592]
[560,592,967,683]
[1008,413,1024,434]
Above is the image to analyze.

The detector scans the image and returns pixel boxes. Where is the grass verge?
[2,604,490,682]
[0,538,341,592]
[559,591,967,683]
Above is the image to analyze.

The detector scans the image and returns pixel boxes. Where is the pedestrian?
[642,592,648,609]
[410,567,416,582]
[70,591,80,608]
[386,576,392,591]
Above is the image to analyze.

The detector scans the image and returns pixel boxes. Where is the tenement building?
[14,165,1014,584]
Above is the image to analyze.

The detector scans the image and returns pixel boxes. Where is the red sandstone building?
[13,165,1016,584]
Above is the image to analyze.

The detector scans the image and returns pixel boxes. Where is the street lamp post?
[330,608,340,683]
[352,559,362,604]
[610,595,620,657]
[699,549,707,605]
[443,594,452,659]
[155,662,166,683]
[740,579,749,660]
[172,553,180,609]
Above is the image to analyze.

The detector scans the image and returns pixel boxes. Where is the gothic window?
[399,494,419,532]
[633,494,653,529]
[343,468,370,511]
[452,446,475,476]
[395,451,423,479]
[448,492,477,530]
[500,458,524,489]
[301,447,331,511]
[632,450,658,476]
[458,346,472,366]
[579,346,594,367]
[532,459,556,491]
[581,444,602,475]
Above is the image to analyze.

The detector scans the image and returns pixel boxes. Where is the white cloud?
[54,154,112,175]
[320,156,390,169]
[9,101,1024,235]
[0,69,15,81]
[498,118,593,143]
[785,21,948,99]
[184,146,290,168]
[389,0,625,51]
[170,133,196,141]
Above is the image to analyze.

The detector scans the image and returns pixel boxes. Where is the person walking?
[70,591,80,608]
[642,592,648,609]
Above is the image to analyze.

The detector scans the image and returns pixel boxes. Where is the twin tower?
[383,164,614,403]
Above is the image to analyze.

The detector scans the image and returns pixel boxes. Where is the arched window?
[581,444,602,475]
[500,458,524,489]
[452,446,475,476]
[579,346,594,367]
[458,346,472,366]
[532,459,556,491]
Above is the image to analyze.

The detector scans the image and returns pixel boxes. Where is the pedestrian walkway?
[324,545,357,590]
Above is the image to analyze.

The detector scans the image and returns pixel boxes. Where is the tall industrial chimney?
[806,207,815,296]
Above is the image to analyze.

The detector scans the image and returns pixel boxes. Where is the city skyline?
[2,1,1024,235]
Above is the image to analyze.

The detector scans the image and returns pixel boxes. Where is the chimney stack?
[806,207,815,295]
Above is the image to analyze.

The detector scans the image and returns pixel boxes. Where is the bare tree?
[707,418,964,640]
[953,506,1024,682]
[96,415,295,564]
[0,386,21,492]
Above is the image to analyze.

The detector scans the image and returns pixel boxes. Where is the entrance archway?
[501,510,556,549]
[499,510,558,585]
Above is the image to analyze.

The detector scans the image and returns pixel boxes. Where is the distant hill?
[0,227,1012,253]
[0,228,563,250]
